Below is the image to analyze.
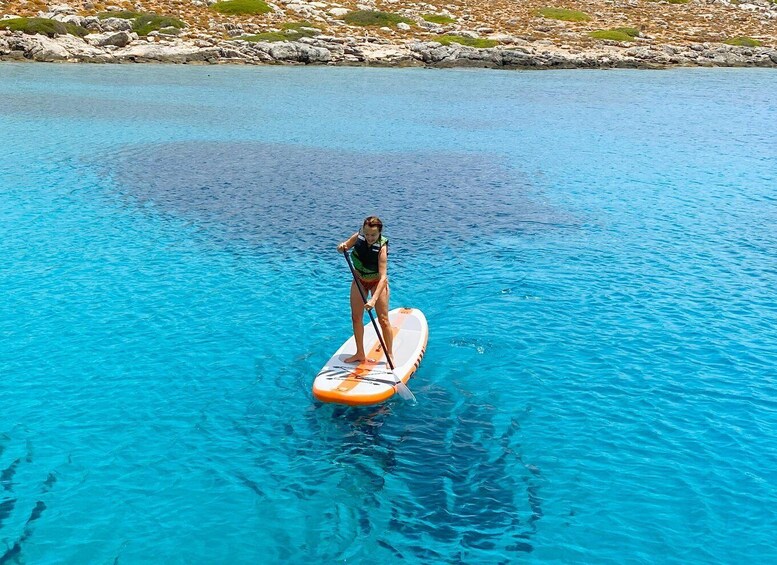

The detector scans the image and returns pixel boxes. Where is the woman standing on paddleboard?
[337,216,392,364]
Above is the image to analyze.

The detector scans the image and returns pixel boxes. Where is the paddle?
[342,250,416,402]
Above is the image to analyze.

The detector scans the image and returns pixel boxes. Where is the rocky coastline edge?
[4,30,777,69]
[3,4,777,70]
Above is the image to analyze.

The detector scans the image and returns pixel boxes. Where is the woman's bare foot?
[344,353,365,363]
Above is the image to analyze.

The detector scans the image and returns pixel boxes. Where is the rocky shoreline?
[4,29,777,69]
[2,2,777,69]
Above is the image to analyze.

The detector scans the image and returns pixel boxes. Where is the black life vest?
[351,234,388,280]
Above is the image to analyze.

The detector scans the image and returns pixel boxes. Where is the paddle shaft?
[343,251,396,371]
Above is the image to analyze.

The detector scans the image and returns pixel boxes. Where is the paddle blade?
[395,380,416,403]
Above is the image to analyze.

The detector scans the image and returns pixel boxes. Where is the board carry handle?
[342,249,416,403]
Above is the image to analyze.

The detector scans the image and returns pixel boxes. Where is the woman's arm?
[337,232,360,252]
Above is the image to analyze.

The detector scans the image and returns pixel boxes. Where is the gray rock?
[48,4,77,15]
[449,30,479,39]
[115,42,218,63]
[316,41,344,57]
[418,21,442,31]
[311,35,346,44]
[626,46,655,59]
[354,42,414,64]
[268,42,298,60]
[7,33,111,61]
[501,48,537,67]
[453,46,500,67]
[429,45,457,63]
[218,47,244,59]
[100,17,133,32]
[302,44,331,63]
[487,34,516,43]
[266,41,331,63]
[53,14,85,26]
[234,42,274,62]
[59,34,116,61]
[19,34,71,60]
[85,30,134,47]
[82,17,102,31]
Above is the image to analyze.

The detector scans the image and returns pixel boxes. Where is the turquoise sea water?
[1,63,775,563]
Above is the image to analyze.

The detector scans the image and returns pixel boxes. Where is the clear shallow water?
[1,63,775,563]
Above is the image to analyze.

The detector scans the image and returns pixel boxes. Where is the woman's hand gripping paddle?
[342,250,416,403]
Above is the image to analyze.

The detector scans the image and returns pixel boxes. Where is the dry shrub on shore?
[210,0,272,15]
[0,17,88,37]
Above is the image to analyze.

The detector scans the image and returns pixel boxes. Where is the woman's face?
[363,225,381,245]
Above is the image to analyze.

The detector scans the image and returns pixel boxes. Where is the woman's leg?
[344,280,366,363]
[374,283,393,363]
